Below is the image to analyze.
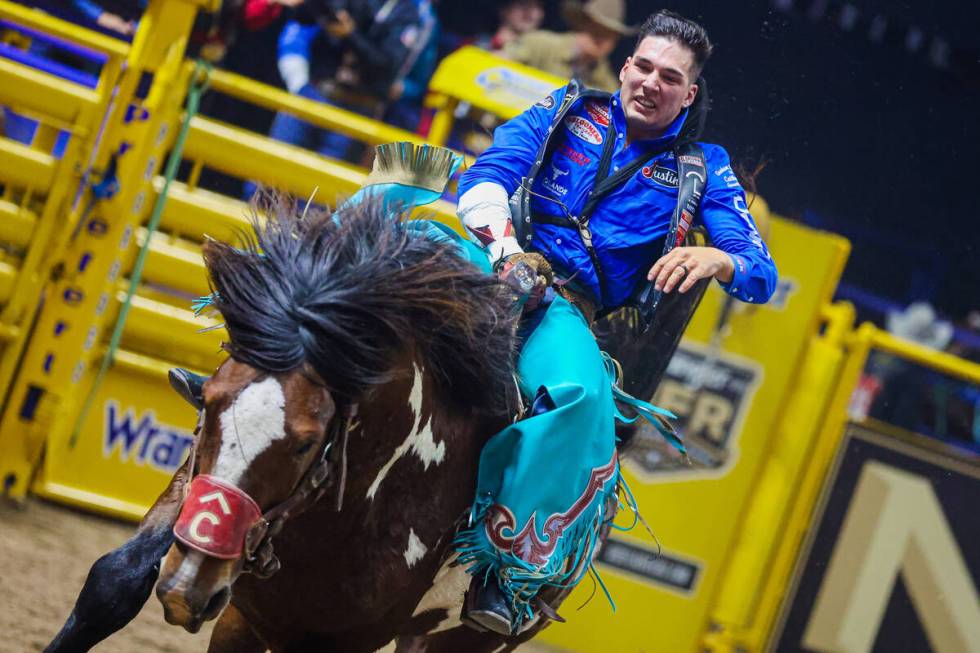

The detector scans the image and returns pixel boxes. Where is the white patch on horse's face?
[403,529,428,568]
[212,377,286,484]
[366,365,446,499]
[411,554,469,634]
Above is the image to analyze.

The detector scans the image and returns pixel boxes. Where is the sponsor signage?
[624,343,761,480]
[103,400,194,474]
[598,537,702,594]
[474,67,557,109]
[774,425,980,653]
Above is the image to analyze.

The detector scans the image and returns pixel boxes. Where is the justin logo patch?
[564,116,602,144]
[584,101,610,127]
[642,163,678,188]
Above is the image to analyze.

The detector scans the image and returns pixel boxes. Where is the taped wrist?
[457,182,523,266]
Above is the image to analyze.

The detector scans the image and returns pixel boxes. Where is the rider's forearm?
[457,182,523,266]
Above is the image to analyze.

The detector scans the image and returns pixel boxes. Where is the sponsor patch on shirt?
[557,143,591,166]
[564,115,602,144]
[535,95,556,109]
[584,100,610,127]
[642,163,678,188]
[542,162,570,196]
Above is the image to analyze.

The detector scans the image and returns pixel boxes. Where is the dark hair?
[204,191,520,415]
[636,10,713,76]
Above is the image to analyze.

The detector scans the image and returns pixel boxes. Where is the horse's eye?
[294,440,316,457]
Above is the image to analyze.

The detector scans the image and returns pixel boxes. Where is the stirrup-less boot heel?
[168,368,208,410]
[462,575,514,636]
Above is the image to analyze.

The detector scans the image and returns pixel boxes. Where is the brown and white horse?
[48,196,557,652]
[45,195,706,652]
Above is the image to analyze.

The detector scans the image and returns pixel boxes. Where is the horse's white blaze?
[366,366,445,499]
[403,529,428,568]
[213,377,286,484]
[411,554,470,634]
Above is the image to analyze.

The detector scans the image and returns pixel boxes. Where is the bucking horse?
[45,147,708,653]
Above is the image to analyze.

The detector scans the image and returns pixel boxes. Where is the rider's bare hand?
[647,246,734,294]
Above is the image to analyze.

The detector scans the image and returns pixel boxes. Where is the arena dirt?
[0,498,553,652]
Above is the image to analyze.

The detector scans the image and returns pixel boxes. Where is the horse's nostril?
[203,585,231,621]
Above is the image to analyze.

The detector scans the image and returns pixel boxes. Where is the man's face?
[500,0,544,35]
[619,35,699,140]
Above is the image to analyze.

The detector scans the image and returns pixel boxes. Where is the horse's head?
[156,357,342,631]
[155,194,519,632]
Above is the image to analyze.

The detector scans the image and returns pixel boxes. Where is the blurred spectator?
[194,0,306,63]
[885,302,954,351]
[64,1,145,37]
[850,302,980,450]
[502,0,633,91]
[437,0,544,154]
[475,0,544,53]
[262,0,438,167]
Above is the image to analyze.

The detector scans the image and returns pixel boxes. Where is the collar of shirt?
[610,91,688,155]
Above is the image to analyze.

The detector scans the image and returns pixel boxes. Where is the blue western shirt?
[458,86,777,308]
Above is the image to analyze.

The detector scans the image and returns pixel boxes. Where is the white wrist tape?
[457,182,523,265]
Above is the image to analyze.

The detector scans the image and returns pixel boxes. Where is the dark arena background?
[1,1,977,652]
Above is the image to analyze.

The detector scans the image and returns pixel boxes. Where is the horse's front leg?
[45,457,191,653]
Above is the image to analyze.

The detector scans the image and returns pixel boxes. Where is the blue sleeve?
[277,20,320,60]
[700,145,777,304]
[72,0,105,22]
[458,86,569,197]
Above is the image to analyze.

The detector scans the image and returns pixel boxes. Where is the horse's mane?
[203,192,519,416]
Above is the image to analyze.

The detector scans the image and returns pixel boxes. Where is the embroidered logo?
[678,154,704,166]
[642,163,678,188]
[584,100,610,127]
[535,95,556,109]
[558,143,591,166]
[542,163,570,196]
[564,115,602,144]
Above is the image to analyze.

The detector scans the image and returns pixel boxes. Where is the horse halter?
[244,400,358,578]
[177,400,359,579]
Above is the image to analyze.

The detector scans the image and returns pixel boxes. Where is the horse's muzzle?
[156,547,233,633]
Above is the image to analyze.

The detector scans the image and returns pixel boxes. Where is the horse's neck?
[343,363,492,509]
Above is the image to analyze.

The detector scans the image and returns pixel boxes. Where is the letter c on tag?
[188,511,220,544]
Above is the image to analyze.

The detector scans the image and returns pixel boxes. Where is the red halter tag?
[174,475,262,559]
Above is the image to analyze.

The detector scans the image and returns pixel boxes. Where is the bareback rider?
[454,9,777,634]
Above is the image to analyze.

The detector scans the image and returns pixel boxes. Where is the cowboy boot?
[463,575,513,636]
[168,368,208,410]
